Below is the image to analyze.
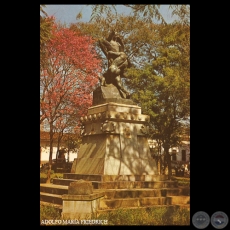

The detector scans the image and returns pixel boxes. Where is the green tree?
[70,15,161,74]
[76,4,190,25]
[70,5,189,73]
[40,5,54,70]
[125,23,190,179]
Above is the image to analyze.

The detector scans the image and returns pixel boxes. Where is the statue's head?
[111,29,118,37]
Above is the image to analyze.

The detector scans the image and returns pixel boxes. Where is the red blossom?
[40,23,102,125]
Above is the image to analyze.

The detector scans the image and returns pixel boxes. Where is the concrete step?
[167,196,190,205]
[52,178,106,187]
[99,195,190,210]
[53,178,77,186]
[93,180,178,189]
[40,185,190,212]
[63,173,103,181]
[178,186,190,196]
[53,178,178,189]
[96,188,180,199]
[99,197,172,209]
[40,192,63,205]
[63,173,169,182]
[40,183,68,195]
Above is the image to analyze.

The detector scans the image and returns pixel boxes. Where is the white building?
[40,146,78,163]
[170,141,190,164]
[40,130,78,165]
[148,139,190,165]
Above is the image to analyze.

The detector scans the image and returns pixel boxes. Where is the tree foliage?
[40,23,102,125]
[70,15,160,72]
[124,22,190,178]
[41,5,190,179]
[76,4,190,25]
[40,5,55,67]
[40,22,102,181]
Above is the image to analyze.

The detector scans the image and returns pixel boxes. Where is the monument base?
[71,134,157,175]
[71,86,157,176]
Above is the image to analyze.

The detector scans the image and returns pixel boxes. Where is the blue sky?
[43,5,177,25]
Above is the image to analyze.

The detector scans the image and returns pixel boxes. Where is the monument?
[71,30,157,177]
[40,30,190,222]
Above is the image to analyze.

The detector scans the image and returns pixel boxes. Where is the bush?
[40,205,61,223]
[95,206,190,225]
[171,176,190,187]
[40,172,63,183]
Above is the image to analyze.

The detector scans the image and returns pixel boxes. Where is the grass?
[95,206,190,225]
[40,172,63,183]
[40,204,62,222]
[40,205,190,226]
[171,176,190,187]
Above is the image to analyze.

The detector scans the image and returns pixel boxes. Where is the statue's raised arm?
[99,30,124,56]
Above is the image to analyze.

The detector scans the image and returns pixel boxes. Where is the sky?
[43,5,177,25]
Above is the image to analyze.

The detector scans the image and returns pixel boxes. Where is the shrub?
[40,205,190,225]
[171,176,190,187]
[40,173,63,183]
[96,206,190,225]
[40,205,61,223]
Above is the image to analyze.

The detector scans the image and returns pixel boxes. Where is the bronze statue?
[98,30,131,98]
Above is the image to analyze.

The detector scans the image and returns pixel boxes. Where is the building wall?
[40,129,79,165]
[148,139,190,164]
[178,146,190,162]
[40,139,78,164]
[170,144,190,164]
[40,146,78,163]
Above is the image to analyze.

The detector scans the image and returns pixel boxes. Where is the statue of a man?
[98,30,131,98]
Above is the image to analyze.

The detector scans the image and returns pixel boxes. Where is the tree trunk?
[159,156,162,175]
[167,151,172,180]
[40,146,41,167]
[163,154,167,175]
[55,139,61,173]
[46,164,51,184]
[46,122,54,184]
[163,142,172,180]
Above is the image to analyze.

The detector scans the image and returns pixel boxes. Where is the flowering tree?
[40,22,102,182]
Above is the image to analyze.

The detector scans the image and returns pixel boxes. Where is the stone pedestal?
[62,192,105,219]
[93,84,135,105]
[71,85,157,176]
